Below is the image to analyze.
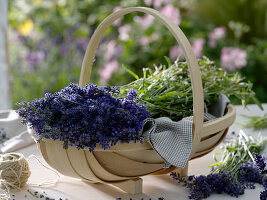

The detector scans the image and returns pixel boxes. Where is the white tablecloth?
[11,104,267,200]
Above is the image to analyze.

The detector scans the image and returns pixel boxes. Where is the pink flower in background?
[151,32,160,40]
[169,45,184,60]
[144,0,171,8]
[140,36,150,50]
[221,47,247,71]
[118,24,131,41]
[139,33,160,50]
[112,7,122,26]
[169,38,205,60]
[134,14,155,29]
[144,0,153,6]
[104,40,122,61]
[208,27,227,48]
[192,38,205,58]
[160,5,181,25]
[100,60,119,84]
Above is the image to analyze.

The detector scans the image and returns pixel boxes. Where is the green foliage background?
[8,0,267,106]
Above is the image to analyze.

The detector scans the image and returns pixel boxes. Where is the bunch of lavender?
[16,83,150,151]
[171,153,267,199]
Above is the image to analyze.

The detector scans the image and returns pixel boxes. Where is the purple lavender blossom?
[254,153,267,174]
[26,51,45,72]
[0,128,8,144]
[171,172,245,199]
[221,47,247,71]
[260,190,267,200]
[59,44,68,56]
[75,38,89,54]
[17,83,150,151]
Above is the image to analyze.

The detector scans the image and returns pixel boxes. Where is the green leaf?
[158,91,177,99]
[148,68,156,80]
[164,56,172,67]
[63,141,69,150]
[208,161,223,168]
[251,96,263,110]
[122,64,139,80]
[226,147,240,151]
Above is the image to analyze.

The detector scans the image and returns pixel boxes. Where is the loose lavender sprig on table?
[171,153,267,200]
[171,130,267,200]
[170,172,245,199]
[209,130,267,179]
[0,128,9,144]
[239,113,267,130]
[16,83,150,151]
[253,153,267,200]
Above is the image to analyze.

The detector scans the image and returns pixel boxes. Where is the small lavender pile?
[16,83,150,151]
[0,128,8,144]
[171,153,267,200]
[170,172,245,199]
[254,153,267,199]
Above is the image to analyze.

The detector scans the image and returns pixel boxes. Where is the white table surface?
[11,104,267,200]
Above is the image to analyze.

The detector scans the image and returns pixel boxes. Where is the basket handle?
[79,7,204,142]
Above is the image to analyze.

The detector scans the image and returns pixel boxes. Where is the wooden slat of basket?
[116,149,164,164]
[192,128,229,159]
[40,142,82,179]
[84,151,130,182]
[93,151,164,177]
[197,130,225,153]
[66,147,102,183]
[200,104,235,138]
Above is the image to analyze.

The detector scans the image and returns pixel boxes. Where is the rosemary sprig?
[119,57,261,120]
[209,130,267,179]
[239,113,267,130]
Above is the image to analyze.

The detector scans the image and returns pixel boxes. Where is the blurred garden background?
[8,0,267,106]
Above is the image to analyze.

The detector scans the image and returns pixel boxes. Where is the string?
[27,154,60,187]
[0,153,60,200]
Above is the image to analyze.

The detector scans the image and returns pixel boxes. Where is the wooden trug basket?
[30,7,236,194]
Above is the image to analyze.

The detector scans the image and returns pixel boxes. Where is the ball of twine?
[0,153,31,200]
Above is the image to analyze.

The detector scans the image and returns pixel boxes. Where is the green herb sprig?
[119,57,261,120]
[209,130,267,179]
[239,113,267,130]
